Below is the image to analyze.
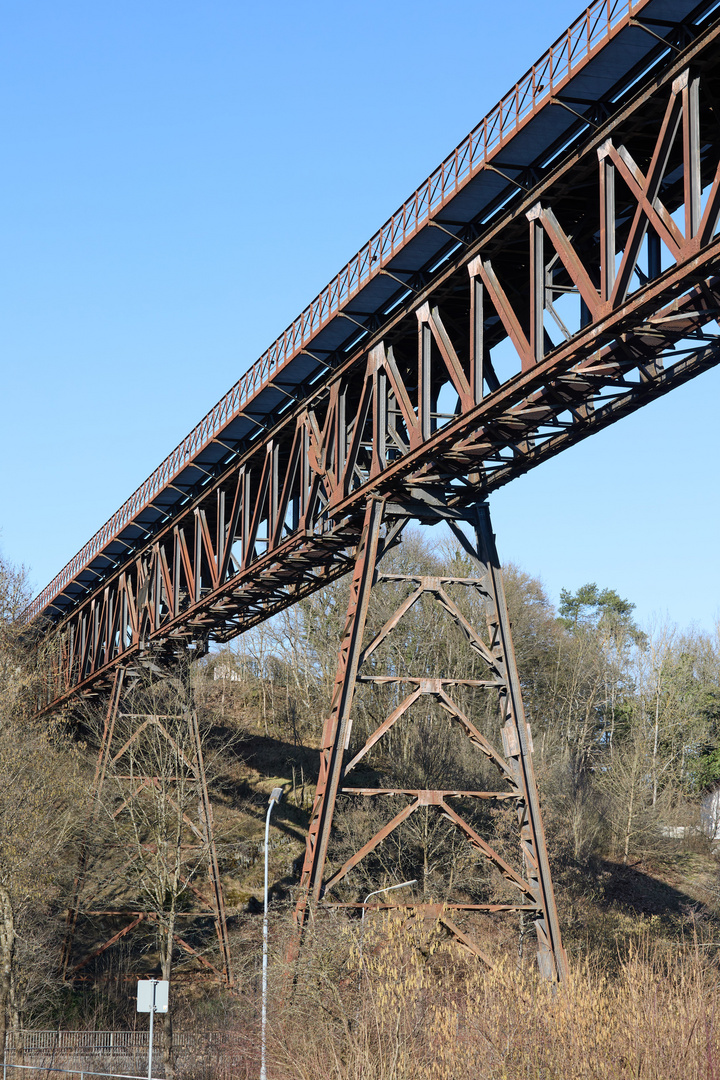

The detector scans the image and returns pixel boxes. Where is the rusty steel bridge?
[28,0,720,985]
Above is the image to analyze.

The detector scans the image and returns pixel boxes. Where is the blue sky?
[2,0,718,634]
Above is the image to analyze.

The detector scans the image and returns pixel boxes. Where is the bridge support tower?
[61,660,233,989]
[294,498,567,981]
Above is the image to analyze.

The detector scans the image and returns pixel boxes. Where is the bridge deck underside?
[31,4,720,711]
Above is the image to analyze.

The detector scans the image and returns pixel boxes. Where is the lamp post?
[359,879,417,960]
[260,787,283,1080]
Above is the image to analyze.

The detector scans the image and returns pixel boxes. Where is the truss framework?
[294,500,568,981]
[30,0,711,633]
[24,10,720,996]
[33,30,720,714]
[61,665,233,988]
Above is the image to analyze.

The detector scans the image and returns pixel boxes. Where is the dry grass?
[12,916,718,1080]
[265,914,720,1080]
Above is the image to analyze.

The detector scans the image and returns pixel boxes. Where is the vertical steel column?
[189,708,234,987]
[599,145,615,303]
[468,504,568,981]
[419,318,432,442]
[294,498,385,929]
[470,275,485,404]
[216,489,226,578]
[528,205,545,364]
[193,511,203,603]
[683,73,701,240]
[371,350,387,479]
[61,665,125,977]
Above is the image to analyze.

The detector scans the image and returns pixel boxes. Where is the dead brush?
[265,912,720,1080]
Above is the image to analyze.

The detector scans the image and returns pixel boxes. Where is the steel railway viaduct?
[26,0,720,985]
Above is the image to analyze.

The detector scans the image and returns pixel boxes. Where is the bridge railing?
[24,0,645,625]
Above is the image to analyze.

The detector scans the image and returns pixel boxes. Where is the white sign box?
[137,980,169,1013]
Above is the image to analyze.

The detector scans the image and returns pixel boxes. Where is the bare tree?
[0,554,82,1052]
[100,663,228,1079]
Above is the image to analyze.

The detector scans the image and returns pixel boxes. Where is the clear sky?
[1,0,718,635]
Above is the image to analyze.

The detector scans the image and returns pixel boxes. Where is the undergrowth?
[265,914,720,1080]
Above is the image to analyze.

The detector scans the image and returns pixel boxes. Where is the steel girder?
[33,23,720,712]
[293,501,568,981]
[29,0,711,632]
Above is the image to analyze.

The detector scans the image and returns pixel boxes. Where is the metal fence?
[2,1063,162,1080]
[11,1032,232,1054]
[2,1032,254,1080]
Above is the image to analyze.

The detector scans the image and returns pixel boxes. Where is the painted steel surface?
[31,4,720,983]
[26,4,720,717]
[26,0,719,631]
[293,502,568,981]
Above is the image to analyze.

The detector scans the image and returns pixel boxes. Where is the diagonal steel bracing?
[61,662,233,988]
[30,21,720,715]
[293,501,568,981]
[21,0,720,992]
[294,500,394,926]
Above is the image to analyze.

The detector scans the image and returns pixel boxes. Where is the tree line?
[1,528,720,1056]
[203,528,720,880]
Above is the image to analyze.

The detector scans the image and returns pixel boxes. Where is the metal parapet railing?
[24,0,653,626]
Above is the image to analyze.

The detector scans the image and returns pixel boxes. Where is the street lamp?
[260,786,283,1080]
[359,879,417,958]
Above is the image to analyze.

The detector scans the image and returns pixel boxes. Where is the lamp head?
[269,787,283,804]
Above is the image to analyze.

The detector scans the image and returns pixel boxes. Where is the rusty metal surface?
[62,672,233,988]
[293,502,567,980]
[25,0,719,632]
[29,18,720,713]
[30,0,720,996]
[293,500,387,928]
